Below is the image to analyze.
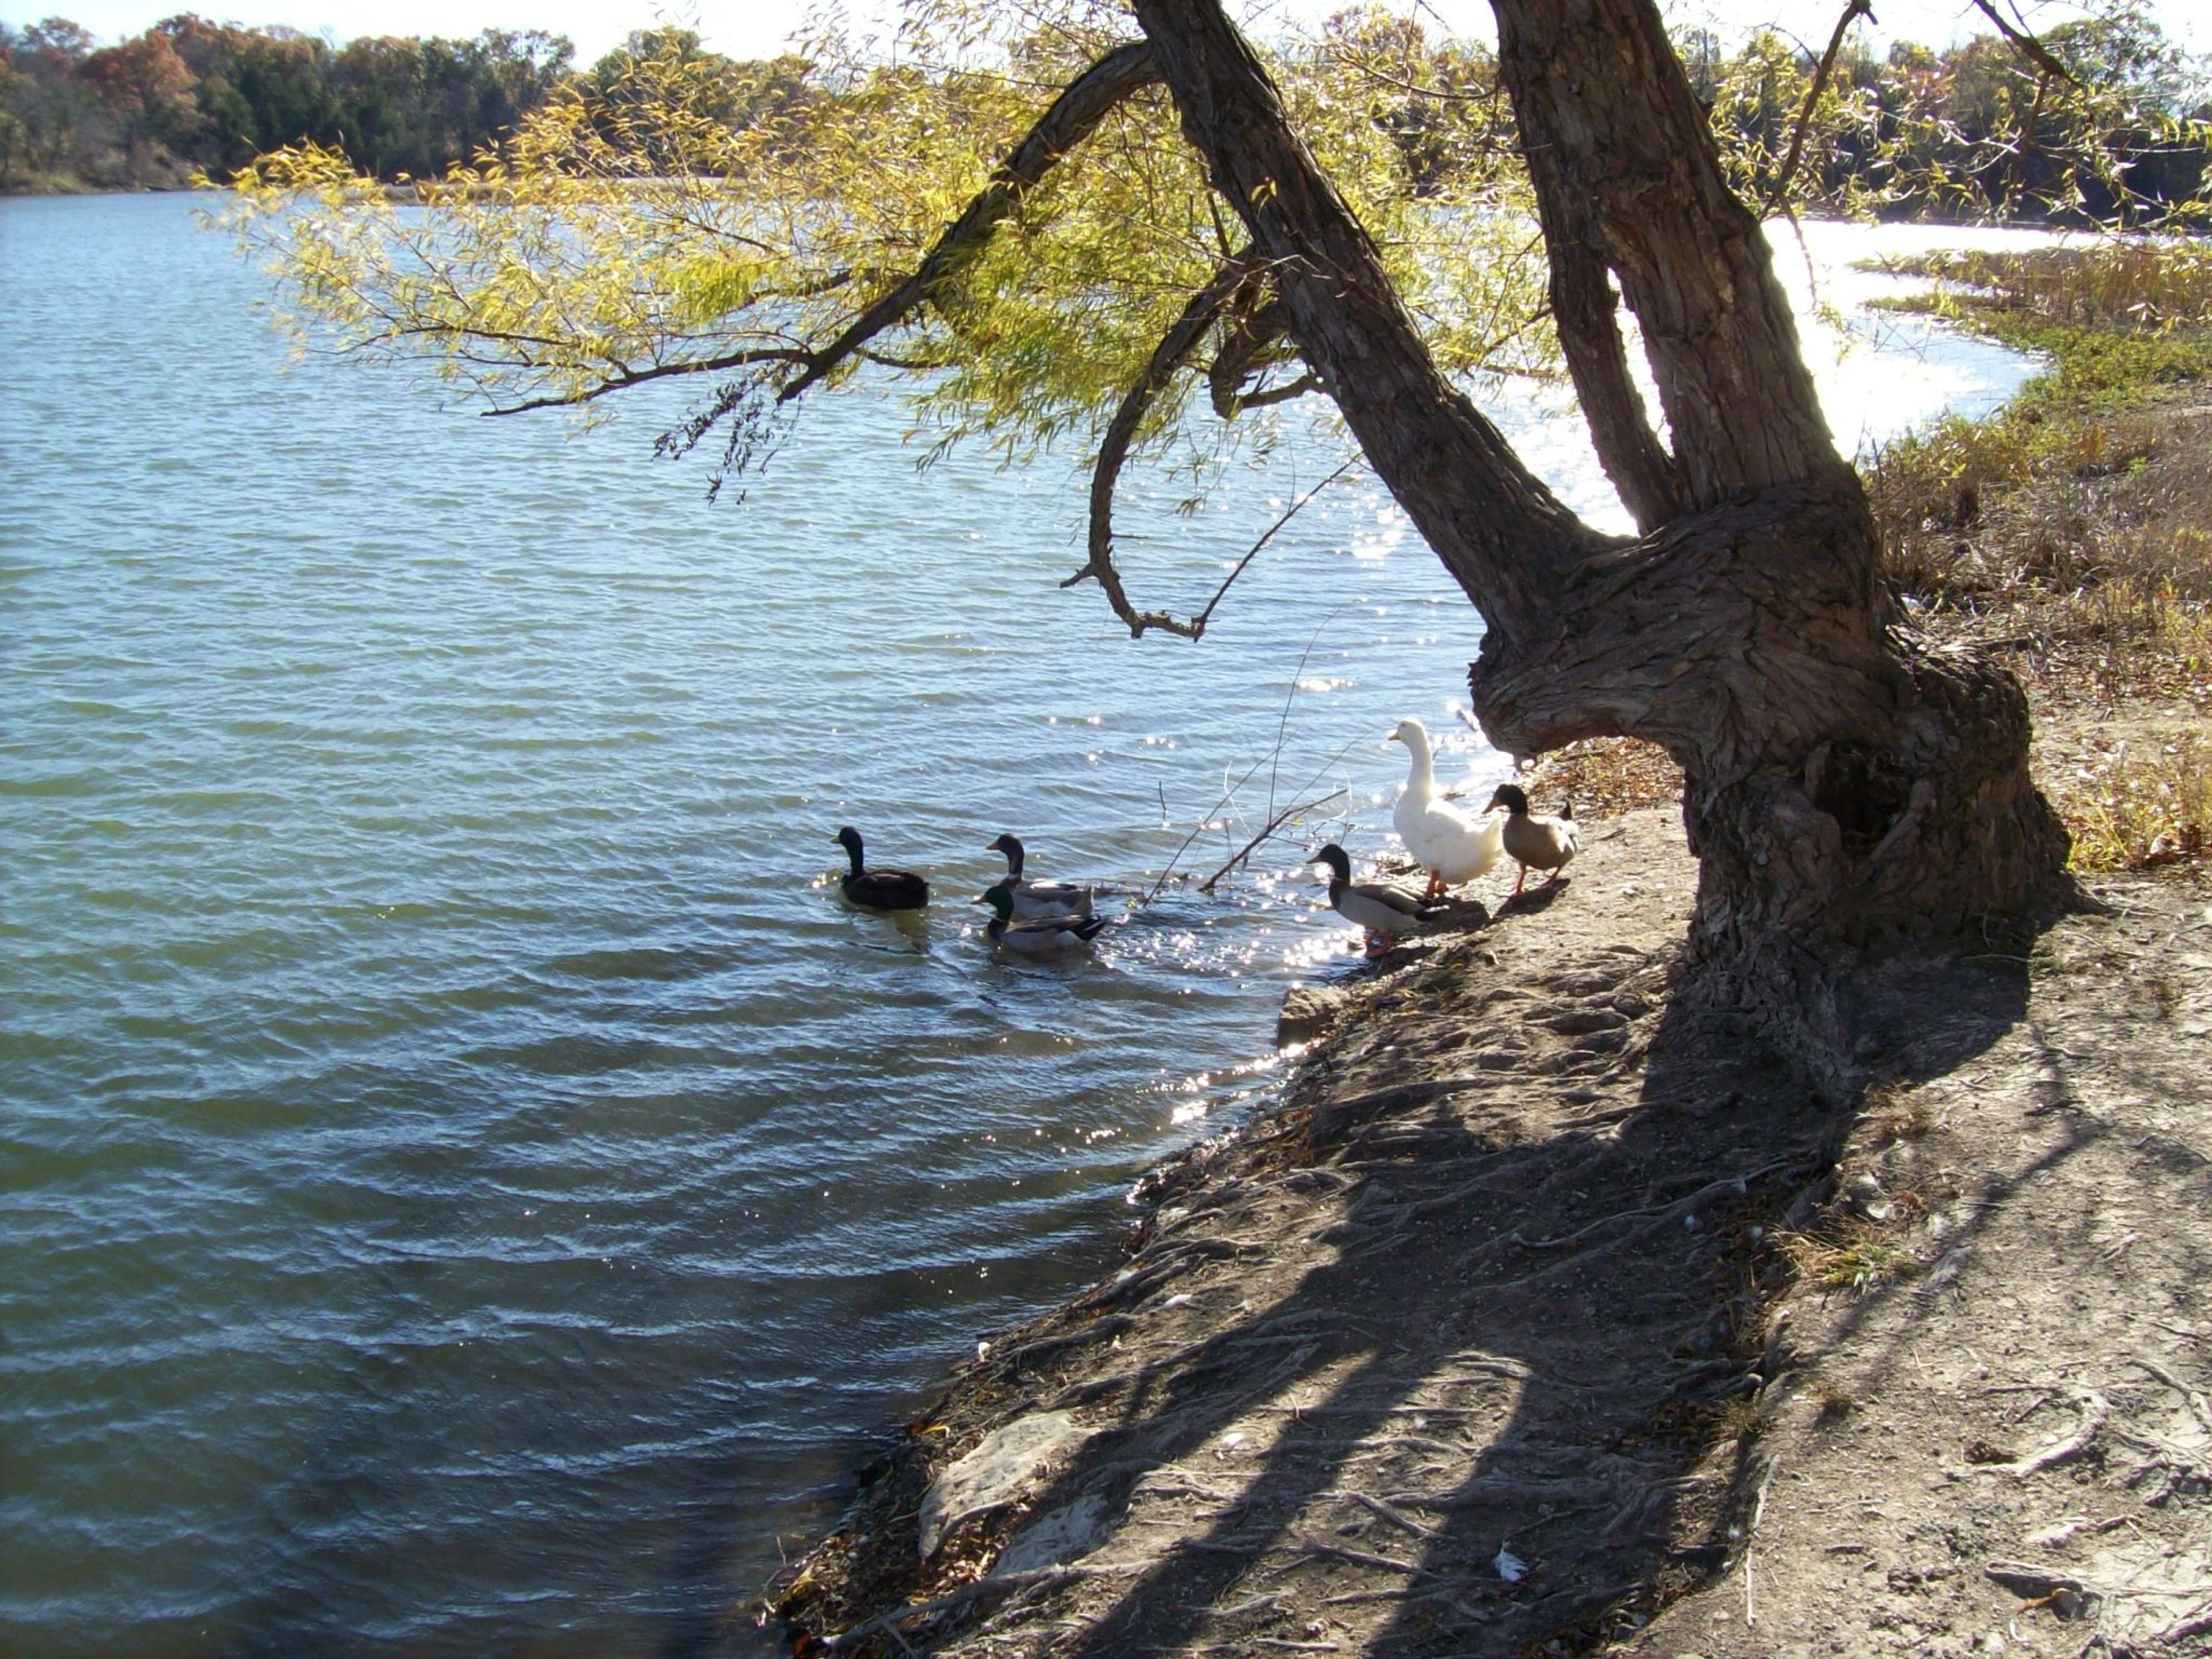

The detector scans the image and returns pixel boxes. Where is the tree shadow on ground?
[809,933,2047,1657]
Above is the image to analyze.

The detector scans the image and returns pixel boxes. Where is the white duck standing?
[1486,783,1579,894]
[1389,718,1505,900]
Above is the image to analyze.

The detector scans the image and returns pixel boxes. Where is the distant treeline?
[0,17,779,190]
[5,7,2206,224]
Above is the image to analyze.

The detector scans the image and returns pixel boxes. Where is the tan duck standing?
[1310,843,1433,956]
[1486,784,1578,894]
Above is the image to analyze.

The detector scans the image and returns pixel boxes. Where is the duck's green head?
[1310,843,1351,883]
[1486,783,1529,817]
[833,825,863,855]
[974,884,1016,921]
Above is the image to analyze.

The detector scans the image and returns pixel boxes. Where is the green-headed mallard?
[1312,843,1433,956]
[976,882,1105,954]
[833,825,930,911]
[987,832,1095,919]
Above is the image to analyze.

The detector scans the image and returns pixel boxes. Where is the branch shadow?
[883,945,2037,1656]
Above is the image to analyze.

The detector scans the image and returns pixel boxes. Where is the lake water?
[0,195,2048,1656]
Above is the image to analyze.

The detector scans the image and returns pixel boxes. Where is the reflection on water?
[0,195,2045,1656]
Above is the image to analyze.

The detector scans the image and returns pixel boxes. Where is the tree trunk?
[1130,0,2074,998]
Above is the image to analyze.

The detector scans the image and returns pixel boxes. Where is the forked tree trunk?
[1130,0,2073,1001]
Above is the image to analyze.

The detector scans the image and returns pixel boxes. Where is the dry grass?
[1863,1083,1936,1146]
[2043,730,2212,873]
[1865,243,2212,877]
[1525,736,1683,817]
[1885,243,2212,332]
[1810,1381,1858,1423]
[1776,1221,1919,1295]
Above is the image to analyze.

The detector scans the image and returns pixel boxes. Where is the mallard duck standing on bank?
[1310,843,1432,956]
[976,882,1106,954]
[1389,717,1505,900]
[986,833,1095,919]
[1486,785,1578,894]
[832,825,930,911]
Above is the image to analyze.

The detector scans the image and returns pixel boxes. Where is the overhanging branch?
[1065,248,1259,638]
[482,345,812,415]
[1765,0,1873,213]
[778,41,1161,404]
[1969,0,2081,88]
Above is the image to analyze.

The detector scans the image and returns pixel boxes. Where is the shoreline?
[764,801,2211,1658]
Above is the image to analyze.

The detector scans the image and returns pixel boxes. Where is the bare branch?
[1765,0,1873,213]
[480,346,813,415]
[1197,790,1346,893]
[1065,248,1260,638]
[1188,456,1361,634]
[778,41,1161,403]
[1969,0,2081,88]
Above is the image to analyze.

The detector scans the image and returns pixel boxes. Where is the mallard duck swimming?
[1389,717,1505,900]
[976,882,1105,954]
[832,825,930,911]
[987,833,1095,919]
[1486,784,1578,894]
[1311,843,1432,956]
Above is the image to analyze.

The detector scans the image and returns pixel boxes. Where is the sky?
[7,0,2206,67]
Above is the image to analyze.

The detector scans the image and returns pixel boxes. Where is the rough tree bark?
[1124,0,2073,1007]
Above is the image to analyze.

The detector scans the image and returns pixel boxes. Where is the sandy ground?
[768,799,2212,1658]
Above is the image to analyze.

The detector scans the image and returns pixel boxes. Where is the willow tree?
[229,0,2075,1018]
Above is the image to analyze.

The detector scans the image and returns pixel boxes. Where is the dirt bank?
[767,789,2209,1656]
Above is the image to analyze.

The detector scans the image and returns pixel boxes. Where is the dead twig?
[1296,1537,1431,1577]
[1198,790,1347,895]
[1329,1489,1445,1540]
[1950,1392,2110,1480]
[2128,1355,2212,1437]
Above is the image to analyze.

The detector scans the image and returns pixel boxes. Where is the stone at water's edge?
[990,1493,1114,1577]
[1277,984,1349,1048]
[916,1411,1089,1559]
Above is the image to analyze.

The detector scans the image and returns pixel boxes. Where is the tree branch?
[1765,0,1873,213]
[1969,0,2081,88]
[1133,0,1605,649]
[480,346,814,415]
[1541,226,1687,531]
[1065,248,1259,638]
[778,41,1161,404]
